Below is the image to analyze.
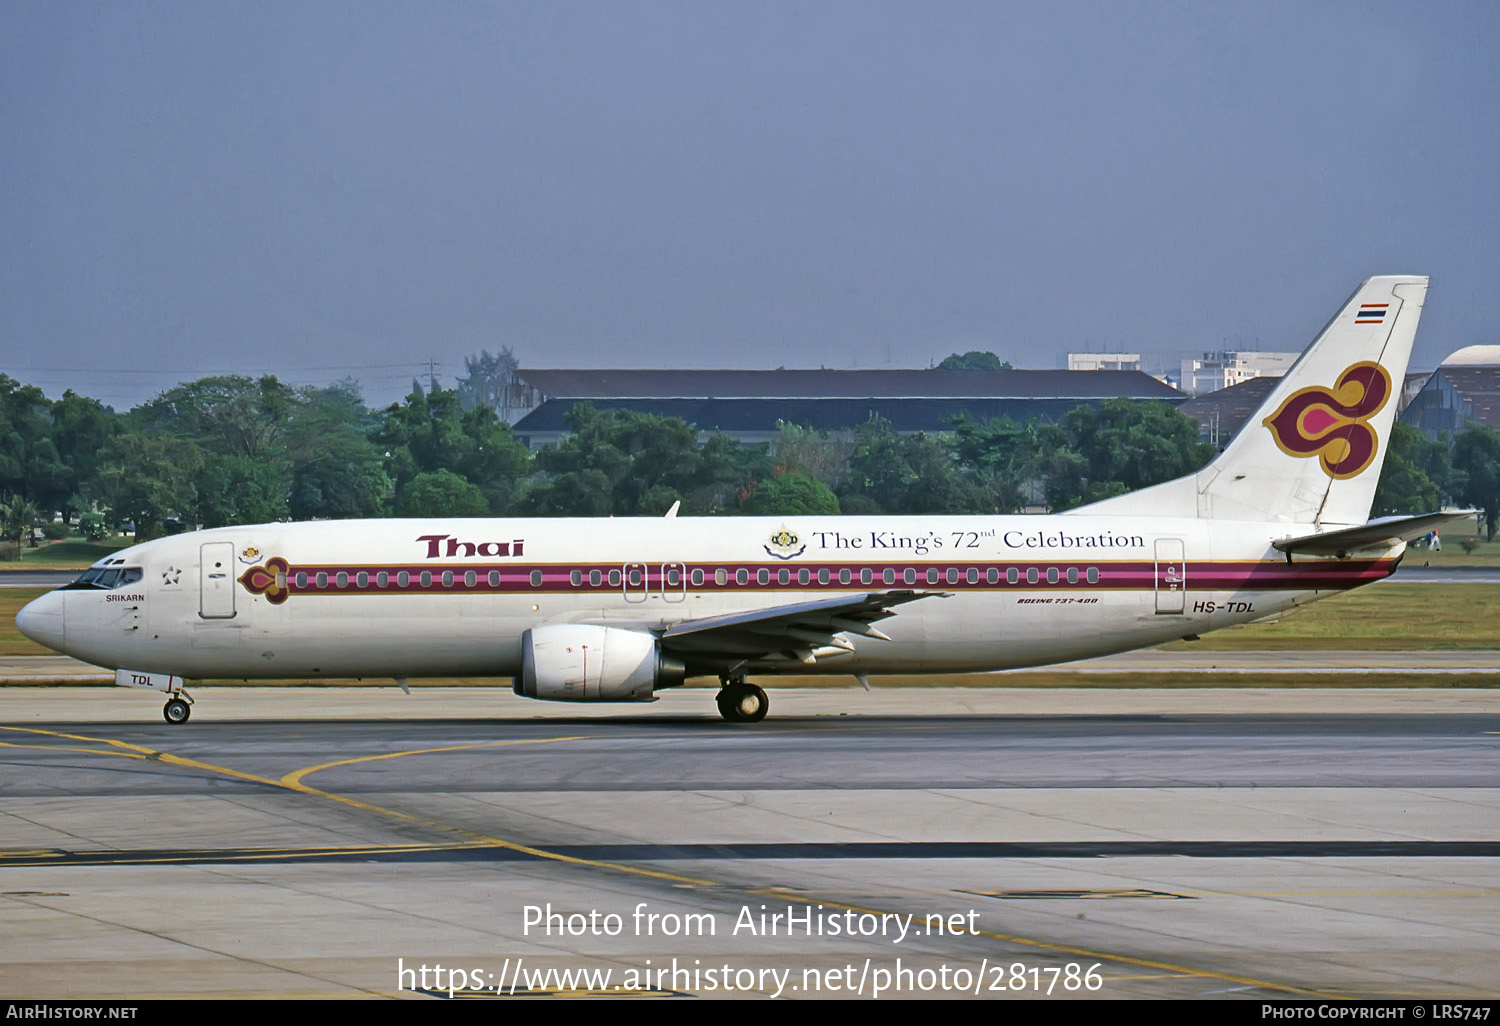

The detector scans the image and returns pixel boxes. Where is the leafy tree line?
[2,369,1497,548]
[1374,421,1500,538]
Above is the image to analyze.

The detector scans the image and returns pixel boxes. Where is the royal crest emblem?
[1261,361,1391,479]
[239,545,261,564]
[764,525,806,560]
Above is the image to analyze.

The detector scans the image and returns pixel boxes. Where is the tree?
[396,470,490,517]
[289,434,392,520]
[135,375,300,462]
[1047,400,1214,510]
[376,385,531,514]
[1373,422,1449,517]
[49,390,121,522]
[0,375,68,516]
[524,404,703,516]
[1453,424,1500,539]
[0,498,41,557]
[949,414,1043,513]
[741,470,841,515]
[94,434,204,541]
[455,347,529,422]
[768,422,854,490]
[192,454,291,528]
[838,416,985,514]
[937,351,1012,371]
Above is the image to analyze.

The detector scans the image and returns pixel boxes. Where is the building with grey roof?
[510,368,1186,447]
[1402,357,1500,436]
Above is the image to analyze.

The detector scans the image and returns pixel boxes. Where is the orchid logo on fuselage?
[1261,361,1391,479]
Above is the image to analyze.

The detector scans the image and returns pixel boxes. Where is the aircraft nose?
[16,592,66,652]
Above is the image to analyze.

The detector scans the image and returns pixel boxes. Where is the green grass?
[1401,519,1500,564]
[2,537,135,568]
[1164,583,1500,650]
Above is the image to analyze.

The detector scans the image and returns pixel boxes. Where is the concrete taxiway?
[2,685,1499,1001]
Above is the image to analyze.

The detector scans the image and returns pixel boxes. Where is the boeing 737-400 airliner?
[16,276,1467,723]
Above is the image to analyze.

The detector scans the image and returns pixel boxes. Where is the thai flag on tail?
[1355,303,1388,324]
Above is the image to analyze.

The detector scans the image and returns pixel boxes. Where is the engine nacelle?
[515,625,685,702]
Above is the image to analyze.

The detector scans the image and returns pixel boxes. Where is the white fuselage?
[22,514,1399,683]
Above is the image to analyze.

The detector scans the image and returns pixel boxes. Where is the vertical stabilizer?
[1070,275,1428,525]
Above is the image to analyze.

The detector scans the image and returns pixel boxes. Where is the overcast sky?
[3,2,1497,409]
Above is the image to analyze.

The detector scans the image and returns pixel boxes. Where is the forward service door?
[199,542,237,619]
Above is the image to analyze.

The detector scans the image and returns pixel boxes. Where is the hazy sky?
[3,2,1498,409]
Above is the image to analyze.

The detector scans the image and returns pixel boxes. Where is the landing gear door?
[200,542,237,619]
[1154,538,1186,615]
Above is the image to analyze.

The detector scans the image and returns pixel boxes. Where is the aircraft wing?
[1273,510,1478,557]
[659,590,946,668]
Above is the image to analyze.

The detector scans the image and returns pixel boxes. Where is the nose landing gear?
[163,690,193,724]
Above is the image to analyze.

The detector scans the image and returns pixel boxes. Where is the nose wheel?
[716,679,768,723]
[163,694,193,724]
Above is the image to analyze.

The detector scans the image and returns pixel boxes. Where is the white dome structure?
[1440,344,1500,366]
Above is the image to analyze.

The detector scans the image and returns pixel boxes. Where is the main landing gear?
[716,677,768,723]
[162,690,193,724]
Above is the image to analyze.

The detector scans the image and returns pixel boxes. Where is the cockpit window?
[62,566,144,591]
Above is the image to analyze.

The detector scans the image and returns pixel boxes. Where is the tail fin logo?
[1261,362,1392,479]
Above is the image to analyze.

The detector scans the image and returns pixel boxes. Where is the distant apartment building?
[1065,353,1141,372]
[1179,351,1299,396]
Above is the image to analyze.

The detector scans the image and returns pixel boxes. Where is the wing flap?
[658,590,945,667]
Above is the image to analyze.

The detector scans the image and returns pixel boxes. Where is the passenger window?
[737,568,749,586]
[838,568,850,585]
[1066,567,1079,584]
[691,569,704,587]
[926,568,939,585]
[797,569,809,585]
[1026,568,1039,585]
[777,568,790,586]
[904,568,917,585]
[590,569,602,587]
[1046,568,1059,585]
[883,568,896,585]
[1087,567,1100,584]
[757,569,769,585]
[530,570,543,587]
[465,570,477,588]
[987,567,999,584]
[715,569,727,586]
[608,570,621,587]
[860,568,873,586]
[490,571,501,587]
[397,571,409,588]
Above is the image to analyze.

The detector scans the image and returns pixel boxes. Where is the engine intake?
[515,625,685,702]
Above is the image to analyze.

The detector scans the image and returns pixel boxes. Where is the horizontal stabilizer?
[1272,510,1477,556]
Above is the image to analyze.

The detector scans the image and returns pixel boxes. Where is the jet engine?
[515,624,685,702]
